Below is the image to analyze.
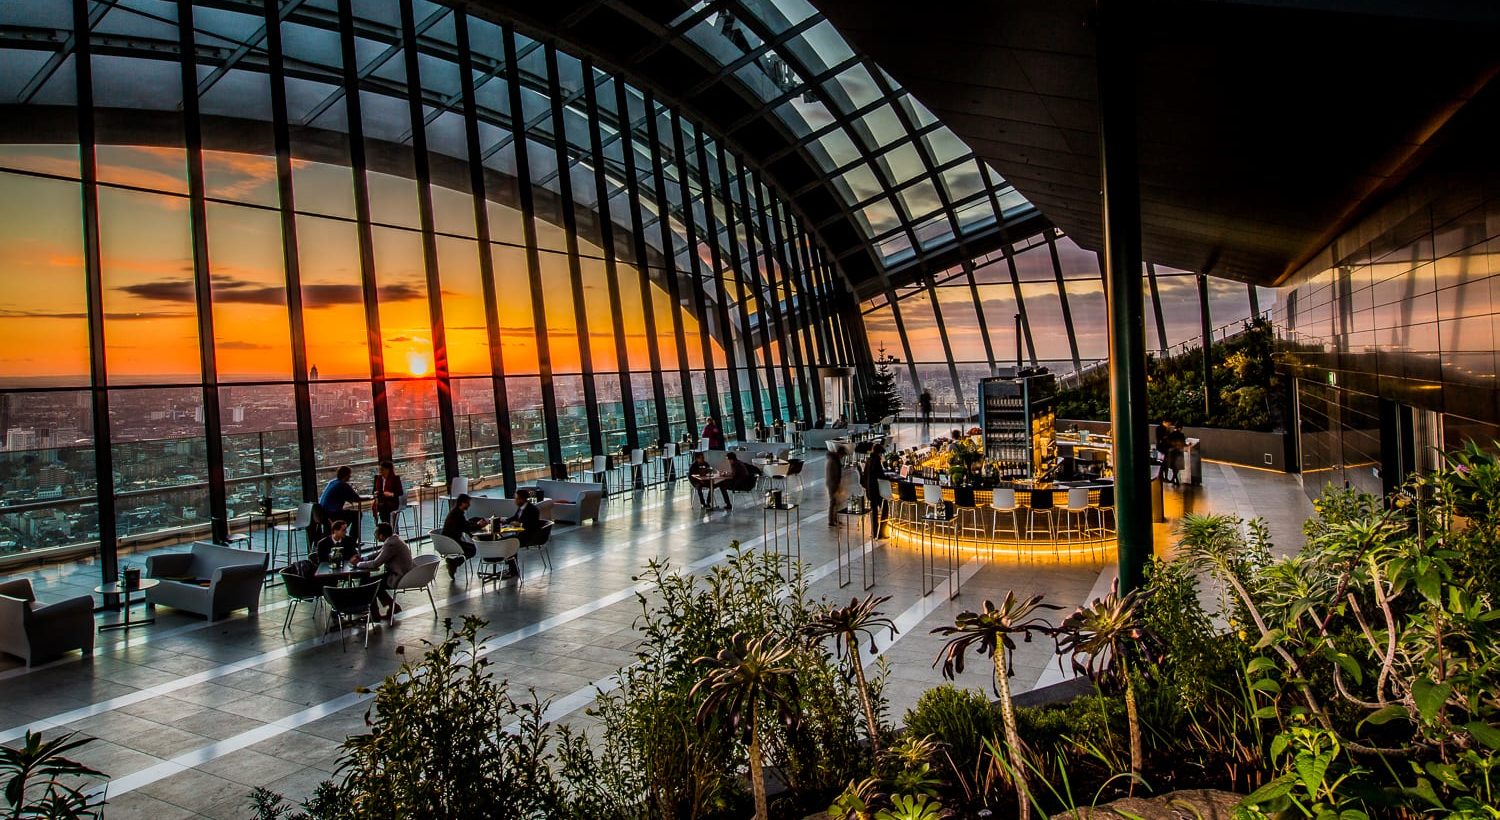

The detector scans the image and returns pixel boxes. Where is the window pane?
[0,391,98,557]
[0,172,89,386]
[207,202,293,381]
[99,187,201,384]
[297,214,370,380]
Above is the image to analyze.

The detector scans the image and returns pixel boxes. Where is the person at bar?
[318,465,364,537]
[373,461,404,527]
[862,442,886,541]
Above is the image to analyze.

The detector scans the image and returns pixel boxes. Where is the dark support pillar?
[1197,271,1214,418]
[1248,282,1261,320]
[1097,0,1152,594]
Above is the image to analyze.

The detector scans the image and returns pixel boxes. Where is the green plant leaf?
[1252,628,1285,651]
[1241,773,1295,807]
[1251,677,1283,695]
[1246,656,1278,676]
[1465,721,1500,750]
[1412,676,1453,722]
[1360,704,1409,729]
[1253,705,1281,720]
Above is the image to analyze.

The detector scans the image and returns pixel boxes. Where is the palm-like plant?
[805,594,899,753]
[931,592,1059,820]
[691,632,802,820]
[1055,591,1146,781]
[0,730,106,819]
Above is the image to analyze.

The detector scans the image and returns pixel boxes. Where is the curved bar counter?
[879,478,1117,562]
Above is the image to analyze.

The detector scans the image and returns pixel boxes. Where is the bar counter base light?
[881,484,1117,563]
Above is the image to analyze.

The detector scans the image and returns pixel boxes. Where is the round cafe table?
[95,578,160,632]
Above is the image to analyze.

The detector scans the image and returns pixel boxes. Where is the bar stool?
[628,449,645,490]
[439,476,469,520]
[657,443,681,488]
[990,487,1021,542]
[590,455,610,496]
[921,482,946,519]
[271,502,315,567]
[954,485,985,544]
[894,481,921,524]
[1028,488,1058,546]
[1060,487,1091,547]
[1090,486,1116,538]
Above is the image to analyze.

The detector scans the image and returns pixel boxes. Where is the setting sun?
[406,351,431,377]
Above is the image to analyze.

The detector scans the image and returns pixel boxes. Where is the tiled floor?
[0,441,1315,819]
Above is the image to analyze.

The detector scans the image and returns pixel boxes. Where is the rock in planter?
[1049,788,1241,819]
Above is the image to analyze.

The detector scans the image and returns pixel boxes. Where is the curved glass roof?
[664,0,1038,271]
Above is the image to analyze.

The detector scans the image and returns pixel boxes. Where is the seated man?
[495,489,540,577]
[313,519,362,565]
[712,451,751,511]
[355,522,414,622]
[318,465,364,538]
[440,493,485,578]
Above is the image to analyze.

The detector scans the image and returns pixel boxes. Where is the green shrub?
[902,685,1003,784]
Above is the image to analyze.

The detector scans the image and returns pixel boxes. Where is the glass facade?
[1273,135,1500,496]
[862,230,1277,414]
[0,0,852,564]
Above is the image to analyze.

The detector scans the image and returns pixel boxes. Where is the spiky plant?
[931,592,1059,820]
[806,594,899,753]
[0,730,106,819]
[1055,591,1146,781]
[691,632,802,820]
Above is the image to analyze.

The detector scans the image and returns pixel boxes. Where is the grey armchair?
[0,579,95,666]
[145,542,269,621]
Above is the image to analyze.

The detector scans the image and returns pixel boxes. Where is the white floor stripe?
[95,509,831,799]
[0,477,827,744]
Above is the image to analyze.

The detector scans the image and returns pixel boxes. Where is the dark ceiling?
[812,0,1500,286]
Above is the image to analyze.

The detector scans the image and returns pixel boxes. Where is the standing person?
[356,522,414,622]
[1165,424,1189,486]
[439,493,483,578]
[919,389,933,427]
[702,417,726,450]
[1155,419,1175,482]
[825,448,845,527]
[319,465,364,537]
[862,443,886,541]
[373,461,403,527]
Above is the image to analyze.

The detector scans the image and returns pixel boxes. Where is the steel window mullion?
[670,112,722,427]
[1146,261,1168,355]
[335,0,392,463]
[582,60,639,451]
[963,259,998,376]
[263,0,318,503]
[753,174,803,423]
[400,0,458,485]
[885,286,923,402]
[1003,245,1038,367]
[73,0,118,585]
[920,270,965,405]
[768,195,815,420]
[715,150,765,429]
[1046,232,1083,372]
[544,46,604,459]
[502,27,562,467]
[693,132,744,440]
[644,93,698,437]
[177,0,229,544]
[733,165,781,424]
[615,80,670,447]
[788,216,828,414]
[454,12,516,494]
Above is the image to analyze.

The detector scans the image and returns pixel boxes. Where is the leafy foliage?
[0,731,107,819]
[806,595,899,753]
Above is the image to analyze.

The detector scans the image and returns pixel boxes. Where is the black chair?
[895,480,921,523]
[785,458,806,493]
[322,580,383,651]
[280,566,326,634]
[1028,488,1058,544]
[521,520,554,573]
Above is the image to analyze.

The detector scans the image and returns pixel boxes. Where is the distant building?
[5,428,38,451]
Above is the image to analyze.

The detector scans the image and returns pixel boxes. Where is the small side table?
[95,578,160,632]
[761,501,801,572]
[835,506,875,590]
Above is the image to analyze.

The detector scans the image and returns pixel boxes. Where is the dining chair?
[476,537,521,587]
[322,580,383,651]
[389,554,441,614]
[279,568,326,634]
[522,521,555,574]
[428,531,472,582]
[439,476,470,521]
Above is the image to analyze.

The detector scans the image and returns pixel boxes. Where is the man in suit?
[356,522,414,622]
[313,519,362,564]
[440,493,484,578]
[862,442,886,541]
[498,489,543,577]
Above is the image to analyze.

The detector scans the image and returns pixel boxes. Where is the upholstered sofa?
[466,495,515,520]
[0,579,94,666]
[534,480,603,524]
[145,542,269,621]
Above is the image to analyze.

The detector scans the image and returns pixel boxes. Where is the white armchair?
[0,579,95,666]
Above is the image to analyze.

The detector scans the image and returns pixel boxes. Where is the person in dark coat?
[440,494,484,577]
[313,519,361,564]
[373,461,403,527]
[862,443,886,540]
[825,448,845,526]
[702,418,726,450]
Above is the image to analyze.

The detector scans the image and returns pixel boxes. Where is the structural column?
[1097,0,1152,593]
